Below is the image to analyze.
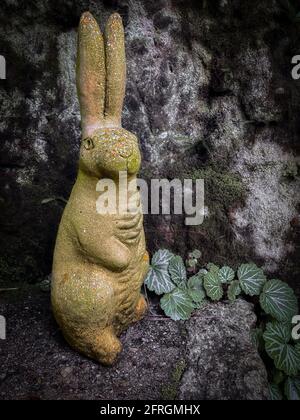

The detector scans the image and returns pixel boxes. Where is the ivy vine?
[144,249,300,400]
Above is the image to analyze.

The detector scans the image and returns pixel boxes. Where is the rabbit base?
[53,292,148,366]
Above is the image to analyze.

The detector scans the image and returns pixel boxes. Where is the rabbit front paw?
[114,212,142,246]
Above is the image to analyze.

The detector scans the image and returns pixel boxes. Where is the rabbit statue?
[51,12,149,365]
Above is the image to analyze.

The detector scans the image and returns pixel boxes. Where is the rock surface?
[179,299,269,400]
[0,288,268,400]
[0,0,299,293]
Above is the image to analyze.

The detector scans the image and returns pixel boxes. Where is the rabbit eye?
[83,137,94,150]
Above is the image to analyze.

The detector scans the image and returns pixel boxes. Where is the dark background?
[0,0,299,294]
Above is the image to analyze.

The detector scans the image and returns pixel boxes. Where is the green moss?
[177,165,250,268]
[282,161,298,180]
[161,359,186,400]
[186,166,246,210]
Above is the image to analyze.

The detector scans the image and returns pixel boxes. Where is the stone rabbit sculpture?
[51,12,149,365]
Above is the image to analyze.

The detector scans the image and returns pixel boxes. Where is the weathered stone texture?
[179,299,269,400]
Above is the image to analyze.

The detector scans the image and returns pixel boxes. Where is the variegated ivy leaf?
[260,279,298,322]
[187,274,206,303]
[206,263,220,275]
[284,376,300,400]
[237,263,266,296]
[197,268,208,277]
[251,327,264,352]
[218,266,235,284]
[263,321,300,376]
[272,369,285,385]
[204,271,223,301]
[191,249,201,259]
[160,287,194,321]
[186,258,197,268]
[168,255,187,288]
[268,383,283,401]
[193,299,208,310]
[227,280,241,302]
[144,249,175,295]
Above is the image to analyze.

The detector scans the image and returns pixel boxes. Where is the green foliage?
[251,327,265,352]
[263,321,300,376]
[218,266,235,284]
[144,249,175,294]
[237,263,266,296]
[284,376,300,400]
[206,262,220,274]
[188,167,245,210]
[260,279,298,322]
[227,280,241,302]
[190,249,201,259]
[168,256,187,288]
[272,369,286,385]
[268,383,283,400]
[204,270,223,301]
[39,276,51,292]
[145,248,300,399]
[186,249,202,274]
[187,274,206,303]
[160,288,194,321]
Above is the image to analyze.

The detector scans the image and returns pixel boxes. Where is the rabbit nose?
[117,142,133,158]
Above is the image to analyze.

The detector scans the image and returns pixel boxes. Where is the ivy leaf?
[272,369,286,385]
[284,376,300,400]
[263,321,300,376]
[204,271,223,301]
[191,249,201,259]
[268,383,283,400]
[198,268,208,277]
[187,274,206,303]
[251,327,265,352]
[168,256,187,288]
[186,258,197,268]
[160,288,195,321]
[237,263,266,296]
[144,249,175,295]
[260,279,298,322]
[206,263,220,274]
[193,299,208,310]
[227,280,241,302]
[218,266,235,284]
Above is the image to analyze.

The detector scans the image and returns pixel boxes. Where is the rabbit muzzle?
[118,142,133,158]
[79,127,141,177]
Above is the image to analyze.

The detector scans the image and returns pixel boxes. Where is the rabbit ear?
[76,12,106,137]
[104,13,126,127]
